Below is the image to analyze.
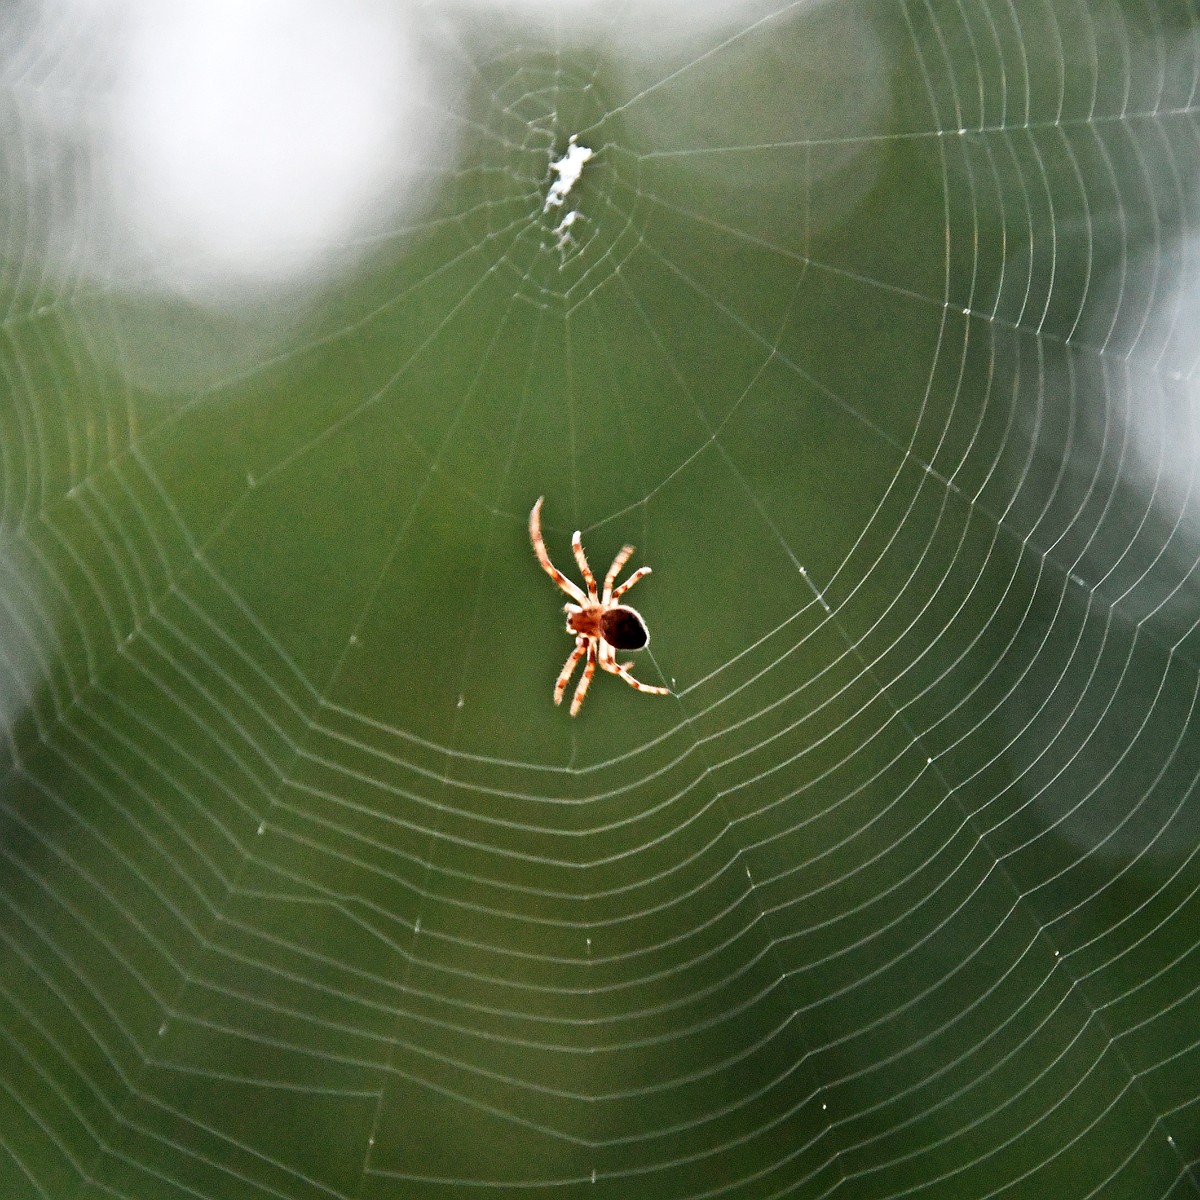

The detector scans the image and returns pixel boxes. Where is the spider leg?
[569,639,598,716]
[530,497,586,604]
[610,659,670,697]
[611,565,651,601]
[571,530,598,601]
[602,544,635,603]
[554,637,588,706]
[597,641,669,696]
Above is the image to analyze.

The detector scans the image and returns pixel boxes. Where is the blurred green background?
[2,0,1200,1196]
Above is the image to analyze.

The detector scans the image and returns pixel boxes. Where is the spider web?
[2,0,1200,1196]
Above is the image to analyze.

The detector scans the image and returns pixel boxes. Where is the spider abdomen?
[601,606,649,650]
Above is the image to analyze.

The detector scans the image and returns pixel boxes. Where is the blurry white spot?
[256,822,266,835]
[107,0,449,298]
[349,634,360,646]
[543,135,594,212]
[158,1022,168,1036]
[414,917,421,934]
[3,0,459,372]
[456,694,465,708]
[246,473,257,488]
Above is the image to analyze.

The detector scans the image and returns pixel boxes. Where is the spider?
[529,496,670,716]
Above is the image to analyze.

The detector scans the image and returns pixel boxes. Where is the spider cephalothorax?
[529,496,669,716]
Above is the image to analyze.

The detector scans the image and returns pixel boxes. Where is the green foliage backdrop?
[3,1,1200,1196]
